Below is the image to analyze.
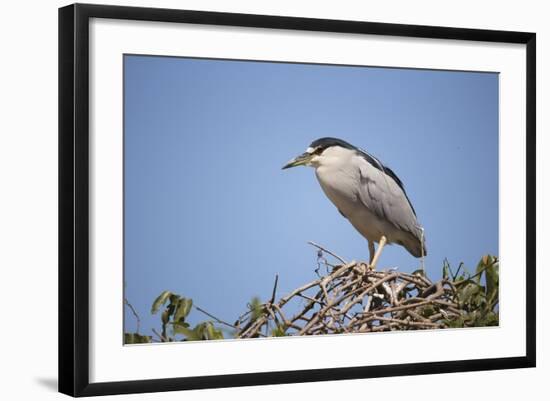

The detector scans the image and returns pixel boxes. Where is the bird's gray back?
[355,153,426,256]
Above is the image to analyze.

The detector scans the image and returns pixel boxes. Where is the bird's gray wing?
[355,154,421,238]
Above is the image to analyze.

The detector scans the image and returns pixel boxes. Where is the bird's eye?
[313,147,324,155]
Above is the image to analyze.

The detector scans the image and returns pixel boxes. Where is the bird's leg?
[370,236,387,270]
[419,227,426,275]
[368,241,375,268]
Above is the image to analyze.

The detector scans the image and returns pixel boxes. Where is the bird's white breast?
[313,146,400,243]
[313,147,360,212]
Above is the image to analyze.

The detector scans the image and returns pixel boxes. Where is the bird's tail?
[403,228,427,258]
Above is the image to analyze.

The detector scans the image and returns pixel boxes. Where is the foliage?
[444,255,499,328]
[124,332,152,344]
[151,291,223,341]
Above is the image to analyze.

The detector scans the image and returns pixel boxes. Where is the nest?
[234,242,490,338]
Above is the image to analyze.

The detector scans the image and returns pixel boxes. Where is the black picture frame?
[59,3,536,397]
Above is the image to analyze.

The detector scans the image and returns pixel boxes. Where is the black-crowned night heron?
[283,137,426,263]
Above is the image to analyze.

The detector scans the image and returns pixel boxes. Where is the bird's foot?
[353,262,370,275]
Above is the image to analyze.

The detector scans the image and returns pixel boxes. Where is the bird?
[282,137,426,264]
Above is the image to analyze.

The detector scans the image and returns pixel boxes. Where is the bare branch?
[270,274,279,304]
[194,305,239,330]
[152,328,169,342]
[307,241,347,265]
[124,297,141,334]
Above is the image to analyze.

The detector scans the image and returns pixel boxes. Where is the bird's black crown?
[309,137,356,151]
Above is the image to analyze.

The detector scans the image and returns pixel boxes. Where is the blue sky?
[123,55,498,337]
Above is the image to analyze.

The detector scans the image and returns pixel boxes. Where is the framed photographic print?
[58,3,536,397]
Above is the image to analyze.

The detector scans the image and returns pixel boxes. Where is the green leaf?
[151,291,172,314]
[205,322,216,339]
[483,311,499,326]
[169,293,180,305]
[195,322,209,340]
[207,323,224,340]
[445,316,465,328]
[124,332,152,344]
[184,327,202,341]
[183,322,225,341]
[420,305,436,318]
[161,309,170,325]
[458,282,481,307]
[173,321,190,329]
[271,325,287,337]
[124,333,135,344]
[248,297,264,323]
[173,298,193,322]
[474,256,491,284]
[442,262,449,280]
[172,322,192,336]
[485,260,499,303]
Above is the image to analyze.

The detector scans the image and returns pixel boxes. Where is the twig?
[453,261,496,286]
[270,274,279,304]
[152,328,168,342]
[194,305,239,330]
[124,297,141,334]
[307,241,347,265]
[419,227,426,274]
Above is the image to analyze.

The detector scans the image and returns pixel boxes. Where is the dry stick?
[338,276,364,293]
[240,274,318,338]
[354,273,437,322]
[279,263,354,308]
[381,282,395,306]
[286,295,322,328]
[394,281,409,305]
[235,309,253,326]
[339,273,400,316]
[266,274,281,335]
[357,291,445,319]
[398,273,431,287]
[240,272,334,338]
[239,309,273,338]
[307,241,348,265]
[124,297,141,334]
[271,303,301,330]
[265,306,279,333]
[389,281,398,306]
[152,328,168,342]
[358,295,374,331]
[360,316,441,329]
[420,227,426,274]
[270,274,279,304]
[432,299,459,308]
[320,279,339,328]
[296,293,326,306]
[194,305,239,330]
[406,309,431,323]
[239,313,269,338]
[299,271,399,335]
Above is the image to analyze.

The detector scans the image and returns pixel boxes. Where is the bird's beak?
[282,152,313,170]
